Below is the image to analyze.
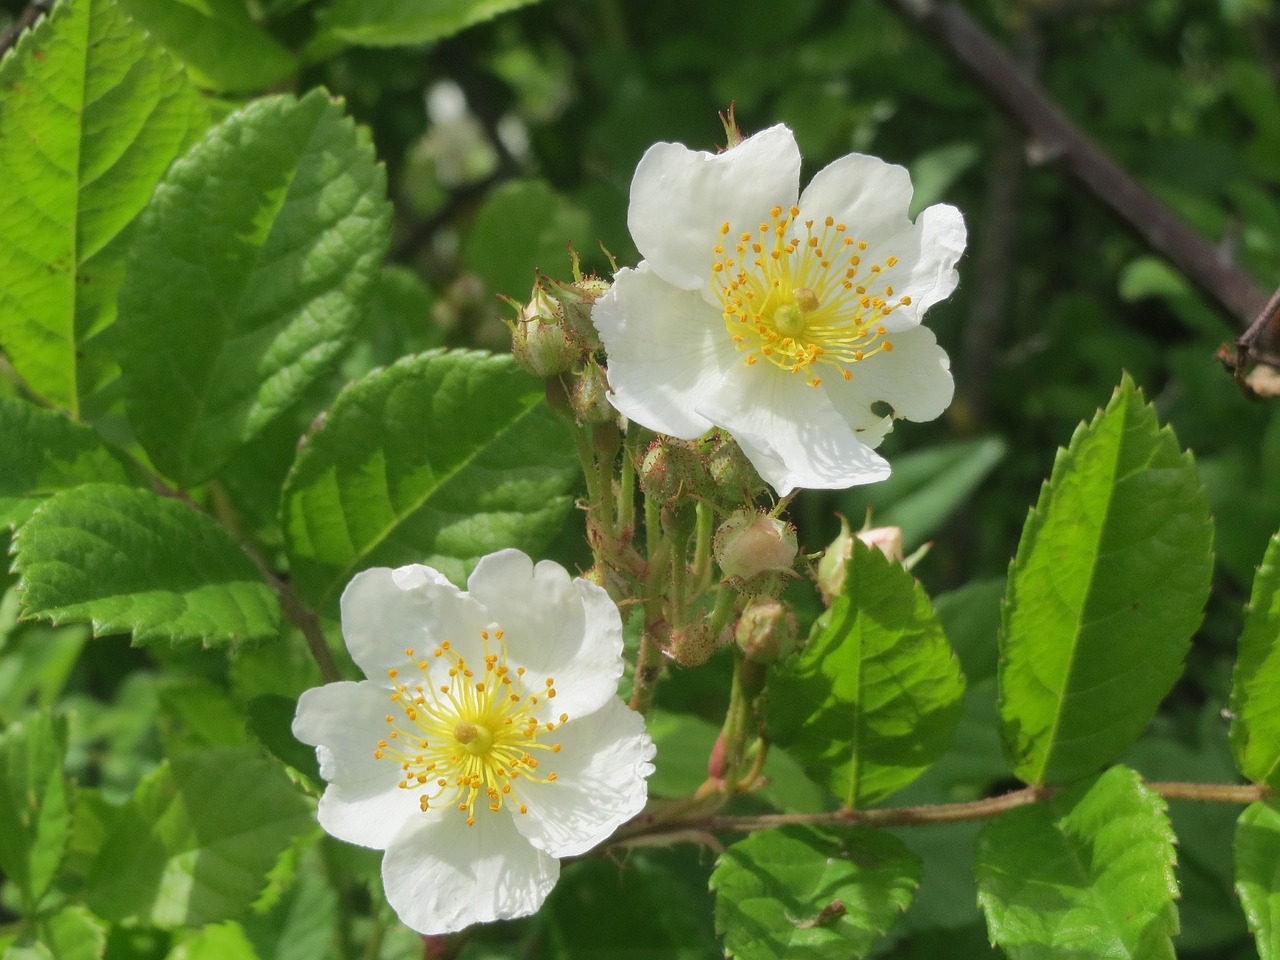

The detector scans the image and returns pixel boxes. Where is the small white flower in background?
[292,549,655,935]
[592,124,965,495]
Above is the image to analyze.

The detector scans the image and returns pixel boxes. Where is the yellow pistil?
[711,208,909,384]
[374,632,562,826]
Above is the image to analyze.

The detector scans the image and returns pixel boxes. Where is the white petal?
[798,152,914,244]
[898,202,966,320]
[381,810,559,935]
[698,365,889,495]
[340,566,489,681]
[465,549,624,719]
[293,681,421,849]
[628,124,800,292]
[511,697,655,858]
[594,264,737,439]
[827,323,955,424]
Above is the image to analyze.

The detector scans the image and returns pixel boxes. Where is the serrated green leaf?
[711,826,920,960]
[975,765,1179,960]
[1231,533,1280,788]
[117,0,296,93]
[770,538,966,808]
[0,711,71,912]
[321,0,546,47]
[117,89,391,486]
[12,484,280,648]
[241,850,338,960]
[1236,800,1280,960]
[463,179,593,298]
[0,397,130,528]
[0,0,207,414]
[282,349,578,609]
[1000,375,1213,785]
[37,905,106,960]
[85,747,313,928]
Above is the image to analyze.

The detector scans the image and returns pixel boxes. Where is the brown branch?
[612,780,1271,845]
[880,0,1269,329]
[0,0,52,59]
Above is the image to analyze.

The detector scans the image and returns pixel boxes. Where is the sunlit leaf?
[13,484,280,648]
[711,826,920,960]
[1231,533,1280,788]
[1236,800,1280,960]
[1000,375,1212,785]
[282,349,578,610]
[0,712,71,912]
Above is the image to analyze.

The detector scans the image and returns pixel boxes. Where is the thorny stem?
[611,780,1273,845]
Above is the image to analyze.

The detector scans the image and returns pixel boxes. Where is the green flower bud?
[572,360,616,424]
[510,286,579,378]
[735,599,798,663]
[670,621,720,667]
[636,438,704,506]
[818,516,905,605]
[705,432,766,506]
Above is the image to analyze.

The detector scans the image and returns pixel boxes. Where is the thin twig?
[881,0,1268,328]
[612,779,1271,844]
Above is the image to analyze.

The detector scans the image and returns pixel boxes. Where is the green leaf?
[0,397,130,528]
[711,826,920,960]
[975,765,1179,960]
[241,850,339,960]
[116,0,296,93]
[282,349,578,609]
[36,905,106,960]
[0,712,71,912]
[1000,376,1213,785]
[321,0,546,47]
[1231,533,1280,788]
[770,537,966,808]
[85,747,313,927]
[12,484,280,648]
[165,922,261,960]
[1236,800,1280,960]
[0,0,207,414]
[116,89,391,486]
[839,436,1007,550]
[463,179,593,298]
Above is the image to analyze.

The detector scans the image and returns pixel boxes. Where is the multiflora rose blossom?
[292,550,655,934]
[592,124,965,495]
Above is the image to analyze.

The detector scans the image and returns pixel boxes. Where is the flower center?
[711,205,912,387]
[373,629,564,826]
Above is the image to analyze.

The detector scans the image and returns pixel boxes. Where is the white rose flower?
[592,124,965,495]
[292,549,655,935]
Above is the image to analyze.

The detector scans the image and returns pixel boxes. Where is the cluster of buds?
[635,432,766,509]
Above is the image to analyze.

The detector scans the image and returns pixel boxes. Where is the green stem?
[719,649,752,792]
[630,494,669,715]
[618,427,637,532]
[691,501,714,590]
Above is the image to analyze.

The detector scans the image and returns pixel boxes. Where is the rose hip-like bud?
[670,620,720,667]
[705,432,765,506]
[715,510,798,583]
[571,360,615,424]
[734,599,798,663]
[636,438,703,506]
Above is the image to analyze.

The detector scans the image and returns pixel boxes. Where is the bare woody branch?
[880,0,1270,330]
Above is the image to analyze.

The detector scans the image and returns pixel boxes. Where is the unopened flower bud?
[636,438,704,505]
[572,361,615,424]
[818,516,905,605]
[510,286,578,377]
[669,621,720,667]
[705,432,766,505]
[715,510,797,584]
[554,275,609,351]
[735,599,798,663]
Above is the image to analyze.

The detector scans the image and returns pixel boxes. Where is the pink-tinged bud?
[715,510,798,584]
[735,599,798,664]
[858,526,904,564]
[818,516,905,605]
